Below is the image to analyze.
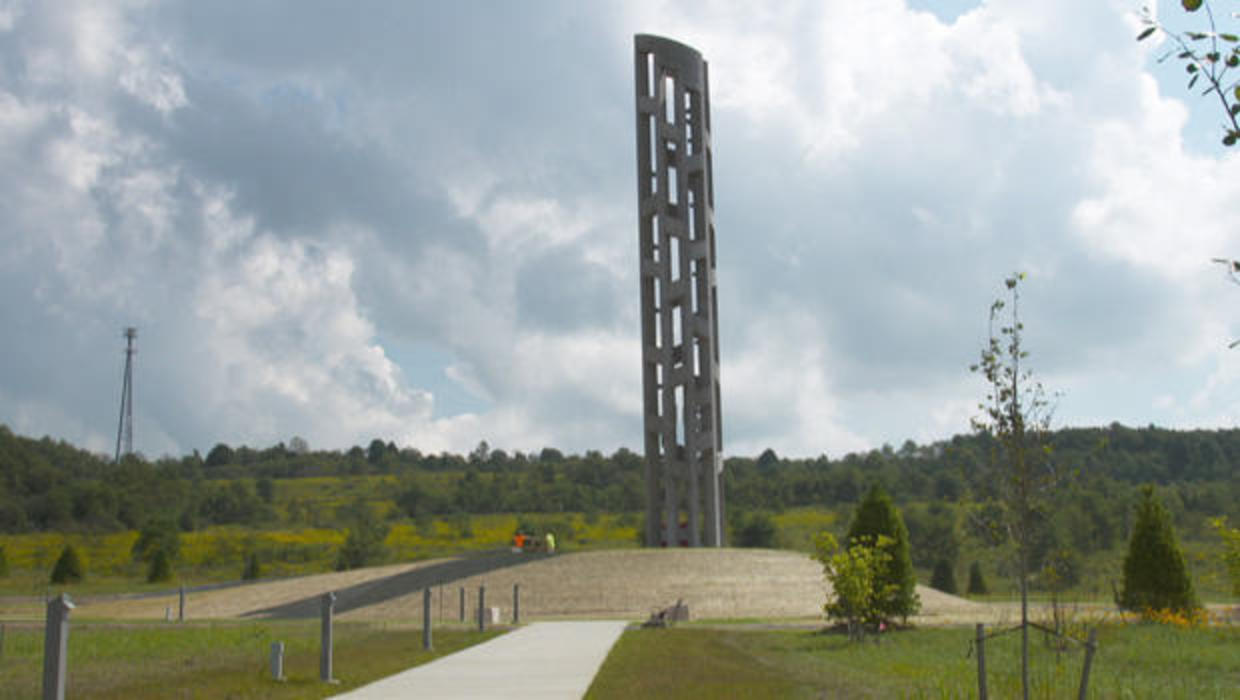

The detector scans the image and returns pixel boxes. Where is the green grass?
[0,619,501,699]
[586,622,1240,699]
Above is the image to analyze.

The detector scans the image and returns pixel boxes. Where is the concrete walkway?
[329,620,629,699]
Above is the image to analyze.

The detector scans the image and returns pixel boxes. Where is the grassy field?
[0,619,501,699]
[586,619,1240,699]
[0,511,640,595]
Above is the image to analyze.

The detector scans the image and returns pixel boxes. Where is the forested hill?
[1,422,1237,535]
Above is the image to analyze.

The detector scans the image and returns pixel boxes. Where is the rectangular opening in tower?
[645,53,656,98]
[670,235,680,282]
[672,304,683,352]
[663,75,676,124]
[690,259,700,315]
[673,384,684,447]
[667,165,678,207]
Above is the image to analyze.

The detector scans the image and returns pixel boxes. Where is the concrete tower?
[634,35,724,547]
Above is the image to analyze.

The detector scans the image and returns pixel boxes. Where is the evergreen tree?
[50,544,84,584]
[1120,486,1199,614]
[146,547,172,583]
[845,484,920,621]
[242,552,262,581]
[930,559,957,594]
[967,561,989,596]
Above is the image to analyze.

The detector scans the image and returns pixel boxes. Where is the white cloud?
[3,0,1240,461]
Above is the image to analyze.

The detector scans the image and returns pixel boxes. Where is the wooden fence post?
[459,586,465,623]
[42,594,74,700]
[513,583,520,624]
[477,585,486,632]
[1077,627,1098,700]
[320,591,336,682]
[178,585,185,622]
[975,623,988,700]
[423,588,433,651]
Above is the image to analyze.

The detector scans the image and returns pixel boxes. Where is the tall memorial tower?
[634,35,724,547]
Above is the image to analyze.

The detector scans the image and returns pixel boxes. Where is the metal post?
[270,641,285,681]
[422,588,433,651]
[42,594,74,700]
[1077,628,1098,700]
[513,583,520,624]
[975,623,988,700]
[459,586,465,623]
[477,585,486,632]
[320,591,336,682]
[178,585,185,622]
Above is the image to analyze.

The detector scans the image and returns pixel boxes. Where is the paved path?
[329,620,629,699]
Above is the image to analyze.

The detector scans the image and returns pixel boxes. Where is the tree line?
[0,422,1237,540]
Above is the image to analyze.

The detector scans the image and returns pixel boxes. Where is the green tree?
[1137,0,1240,147]
[1121,486,1200,615]
[845,484,919,621]
[242,551,262,581]
[930,559,957,594]
[146,547,172,583]
[967,561,989,596]
[50,544,84,584]
[1209,516,1240,596]
[0,544,8,577]
[132,518,181,569]
[335,499,389,571]
[813,532,895,642]
[970,272,1064,700]
[734,511,777,548]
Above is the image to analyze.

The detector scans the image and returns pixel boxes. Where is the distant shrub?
[0,544,8,577]
[146,548,172,583]
[242,552,261,580]
[50,544,84,584]
[930,559,957,594]
[846,484,920,621]
[966,561,988,596]
[735,511,777,548]
[1121,486,1199,615]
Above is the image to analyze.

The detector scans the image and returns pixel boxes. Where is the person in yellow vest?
[545,532,556,554]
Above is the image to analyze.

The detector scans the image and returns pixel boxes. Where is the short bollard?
[513,583,520,624]
[270,641,285,681]
[459,586,466,622]
[42,593,74,700]
[178,585,186,622]
[320,591,336,682]
[477,585,486,632]
[422,588,433,651]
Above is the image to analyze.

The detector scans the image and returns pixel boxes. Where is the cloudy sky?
[3,0,1240,460]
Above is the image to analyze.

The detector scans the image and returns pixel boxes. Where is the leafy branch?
[1138,1,1240,146]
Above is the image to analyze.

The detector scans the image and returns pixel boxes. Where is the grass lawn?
[0,619,501,699]
[586,621,1240,699]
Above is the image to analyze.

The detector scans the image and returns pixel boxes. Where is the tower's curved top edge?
[634,34,704,66]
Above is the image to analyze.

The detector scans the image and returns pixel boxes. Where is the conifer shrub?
[845,484,920,621]
[146,547,172,583]
[50,544,84,584]
[930,559,957,594]
[242,552,261,581]
[1120,486,1199,615]
[966,561,988,596]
